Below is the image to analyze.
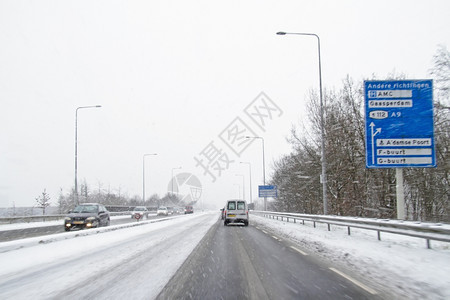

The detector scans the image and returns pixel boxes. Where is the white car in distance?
[131,206,149,220]
[156,207,169,216]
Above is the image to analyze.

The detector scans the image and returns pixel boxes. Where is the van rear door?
[236,201,246,217]
[227,201,236,217]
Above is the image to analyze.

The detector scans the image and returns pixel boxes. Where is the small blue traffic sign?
[259,185,277,198]
[365,80,436,168]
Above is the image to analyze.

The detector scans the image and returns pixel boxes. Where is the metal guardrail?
[252,211,450,249]
[0,212,132,224]
[0,215,65,224]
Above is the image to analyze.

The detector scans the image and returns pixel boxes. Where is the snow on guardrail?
[251,210,450,249]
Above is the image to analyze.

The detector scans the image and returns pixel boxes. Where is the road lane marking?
[235,226,271,300]
[290,246,308,256]
[329,267,377,295]
[262,230,268,234]
[283,283,299,295]
[272,235,279,240]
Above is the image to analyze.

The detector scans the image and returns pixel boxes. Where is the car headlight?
[65,217,71,221]
[86,217,95,222]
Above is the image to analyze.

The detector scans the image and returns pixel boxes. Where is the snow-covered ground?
[0,211,449,299]
[0,211,218,299]
[251,214,450,300]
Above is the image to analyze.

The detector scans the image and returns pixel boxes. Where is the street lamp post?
[171,167,182,195]
[75,105,101,205]
[245,136,266,210]
[240,162,252,204]
[235,174,245,201]
[276,31,328,215]
[143,153,157,205]
[234,184,241,199]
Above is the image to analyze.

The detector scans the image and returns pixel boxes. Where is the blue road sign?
[259,185,277,198]
[364,80,436,168]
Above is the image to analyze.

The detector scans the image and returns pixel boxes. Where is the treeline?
[56,182,186,214]
[269,46,449,222]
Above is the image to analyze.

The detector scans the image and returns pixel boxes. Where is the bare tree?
[270,53,449,221]
[58,188,74,214]
[146,193,161,207]
[35,189,51,216]
[403,45,450,222]
[430,44,450,100]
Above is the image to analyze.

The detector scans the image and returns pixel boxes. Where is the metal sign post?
[395,168,405,219]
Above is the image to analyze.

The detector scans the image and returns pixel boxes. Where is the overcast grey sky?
[1,0,449,208]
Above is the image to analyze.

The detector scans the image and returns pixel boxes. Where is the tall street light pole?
[171,167,182,195]
[143,153,157,205]
[276,31,328,215]
[75,105,102,205]
[240,162,252,204]
[235,174,245,201]
[234,184,241,199]
[246,136,266,210]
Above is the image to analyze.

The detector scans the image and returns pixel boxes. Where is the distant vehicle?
[224,200,248,226]
[131,206,149,220]
[220,207,225,220]
[171,206,181,214]
[64,203,110,231]
[184,205,194,214]
[167,206,174,214]
[157,206,169,216]
[148,206,158,213]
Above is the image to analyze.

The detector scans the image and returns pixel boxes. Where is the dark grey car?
[64,203,110,231]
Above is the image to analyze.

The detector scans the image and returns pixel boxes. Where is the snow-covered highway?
[0,211,449,299]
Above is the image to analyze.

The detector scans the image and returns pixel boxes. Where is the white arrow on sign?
[370,122,381,165]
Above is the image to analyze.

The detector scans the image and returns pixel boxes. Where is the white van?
[224,200,249,226]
